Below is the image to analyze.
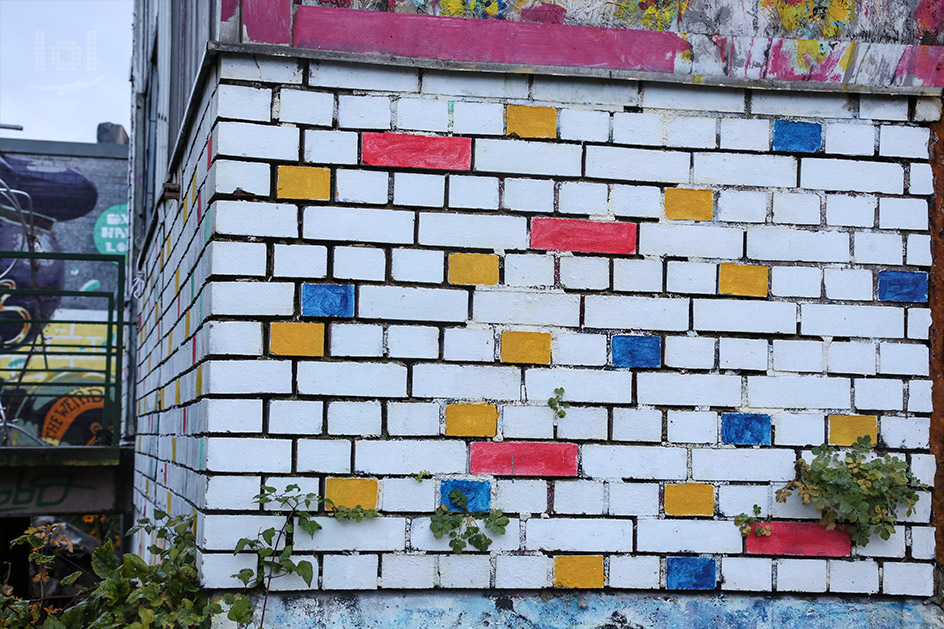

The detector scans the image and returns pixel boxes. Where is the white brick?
[610,185,663,219]
[638,373,741,406]
[643,84,744,112]
[559,181,608,215]
[296,439,352,473]
[914,96,942,122]
[719,337,768,370]
[692,449,796,481]
[452,101,504,135]
[502,406,554,439]
[381,555,436,589]
[205,360,292,395]
[898,491,931,522]
[208,281,294,316]
[360,286,468,322]
[526,518,633,552]
[854,378,903,410]
[637,520,741,553]
[852,232,903,265]
[333,246,386,281]
[612,112,662,146]
[881,416,929,449]
[217,84,271,122]
[438,555,490,589]
[777,559,826,592]
[640,224,744,259]
[476,139,581,176]
[299,518,405,552]
[824,268,872,301]
[694,300,796,334]
[582,444,687,480]
[908,308,931,340]
[585,296,689,332]
[773,192,820,225]
[495,479,547,514]
[268,400,323,435]
[613,259,663,292]
[554,480,604,514]
[718,484,768,517]
[532,76,637,105]
[495,556,551,589]
[559,109,610,142]
[882,562,934,597]
[207,320,263,355]
[748,376,849,409]
[879,342,929,376]
[221,55,302,83]
[610,556,661,589]
[355,440,466,474]
[393,172,445,207]
[612,408,663,443]
[555,333,605,367]
[205,437,291,473]
[609,482,660,515]
[502,178,554,213]
[910,162,934,195]
[723,557,772,592]
[719,118,770,152]
[298,362,407,397]
[392,249,444,283]
[747,228,848,262]
[801,158,903,194]
[879,197,928,230]
[828,560,878,593]
[773,412,824,446]
[771,266,821,298]
[666,261,716,295]
[773,340,823,373]
[448,176,499,209]
[586,146,690,183]
[526,368,632,404]
[880,126,930,158]
[753,91,852,117]
[825,194,874,227]
[305,205,412,245]
[666,116,716,148]
[557,406,608,440]
[717,190,767,223]
[310,60,418,92]
[694,153,796,187]
[911,453,935,486]
[827,342,876,375]
[414,363,520,399]
[213,202,297,238]
[824,123,874,156]
[664,336,715,369]
[396,98,448,131]
[475,290,579,326]
[413,518,518,552]
[327,400,382,436]
[204,476,261,511]
[215,121,298,160]
[212,159,270,196]
[423,71,527,98]
[560,256,609,290]
[443,328,494,362]
[335,170,389,204]
[667,411,717,444]
[304,129,358,164]
[337,95,390,129]
[801,304,904,338]
[387,402,440,436]
[387,325,439,359]
[322,555,378,590]
[418,213,527,250]
[771,491,821,520]
[279,89,333,126]
[859,95,908,121]
[907,234,931,267]
[857,527,905,558]
[274,244,327,278]
[911,526,935,560]
[198,552,257,589]
[381,477,436,511]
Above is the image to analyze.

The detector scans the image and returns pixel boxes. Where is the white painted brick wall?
[495,479,547,514]
[322,555,378,590]
[452,101,504,135]
[667,411,717,443]
[330,323,384,356]
[610,556,661,589]
[825,195,874,227]
[613,259,663,292]
[502,406,554,439]
[777,559,827,592]
[335,170,390,204]
[720,118,769,152]
[386,402,441,436]
[609,482,660,515]
[723,557,772,592]
[304,129,358,164]
[667,262,716,295]
[559,109,609,142]
[396,98,449,131]
[392,249,444,283]
[217,84,271,122]
[394,172,445,207]
[448,176,499,209]
[476,139,581,176]
[381,555,436,589]
[637,520,741,553]
[443,328,494,362]
[502,178,554,213]
[279,89,333,126]
[612,409,663,443]
[338,95,390,129]
[526,518,633,552]
[718,190,767,223]
[334,246,386,281]
[495,555,551,589]
[273,244,328,278]
[828,560,878,593]
[559,181,608,216]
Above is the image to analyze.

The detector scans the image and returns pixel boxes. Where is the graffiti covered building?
[130,0,944,624]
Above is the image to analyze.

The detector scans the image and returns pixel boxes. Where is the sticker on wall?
[93,203,129,254]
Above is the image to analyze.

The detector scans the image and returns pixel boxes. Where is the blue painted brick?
[878,271,928,303]
[612,335,662,368]
[667,557,716,590]
[773,120,822,153]
[722,413,772,445]
[301,284,355,317]
[441,480,491,512]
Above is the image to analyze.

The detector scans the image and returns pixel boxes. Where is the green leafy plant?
[410,471,432,483]
[775,436,928,546]
[734,504,771,538]
[429,489,509,554]
[547,387,570,418]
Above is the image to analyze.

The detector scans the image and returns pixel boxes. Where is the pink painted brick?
[362,132,471,170]
[470,442,578,476]
[530,218,637,254]
[745,522,851,557]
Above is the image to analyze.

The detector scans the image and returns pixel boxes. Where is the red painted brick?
[531,218,637,254]
[362,133,472,171]
[470,442,578,476]
[242,0,292,45]
[745,522,852,557]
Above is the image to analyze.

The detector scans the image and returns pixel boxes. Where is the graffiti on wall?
[0,467,115,516]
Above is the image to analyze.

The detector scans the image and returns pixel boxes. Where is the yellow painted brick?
[277,165,331,200]
[448,253,499,285]
[269,322,325,357]
[501,330,551,365]
[445,403,498,437]
[506,104,557,139]
[665,188,713,221]
[664,483,715,517]
[829,414,878,446]
[554,555,604,589]
[325,478,378,510]
[719,263,769,297]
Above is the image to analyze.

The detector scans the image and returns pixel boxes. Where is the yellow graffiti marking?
[760,0,855,39]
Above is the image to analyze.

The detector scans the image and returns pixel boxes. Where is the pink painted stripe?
[531,217,637,254]
[243,0,292,45]
[746,522,852,557]
[293,6,690,73]
[362,132,472,170]
[470,442,578,476]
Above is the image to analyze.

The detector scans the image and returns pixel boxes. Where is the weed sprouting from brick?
[430,488,509,554]
[547,387,569,418]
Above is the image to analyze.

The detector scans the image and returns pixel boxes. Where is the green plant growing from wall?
[734,504,771,538]
[547,387,569,418]
[775,436,928,546]
[410,471,432,483]
[430,489,509,554]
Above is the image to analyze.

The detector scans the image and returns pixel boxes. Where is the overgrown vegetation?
[734,504,771,538]
[429,488,509,554]
[547,387,569,418]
